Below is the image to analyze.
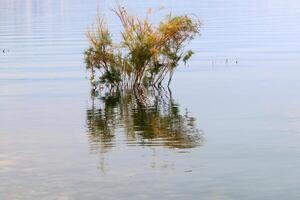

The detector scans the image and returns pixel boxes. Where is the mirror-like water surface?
[1,0,300,199]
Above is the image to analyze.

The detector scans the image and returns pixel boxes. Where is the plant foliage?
[84,5,201,92]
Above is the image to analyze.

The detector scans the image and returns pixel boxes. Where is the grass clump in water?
[84,5,201,93]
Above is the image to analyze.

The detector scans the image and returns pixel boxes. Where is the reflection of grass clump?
[84,4,201,91]
[86,89,204,150]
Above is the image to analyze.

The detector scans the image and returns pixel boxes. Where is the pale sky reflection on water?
[1,0,300,199]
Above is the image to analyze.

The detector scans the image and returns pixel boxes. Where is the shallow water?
[1,0,300,199]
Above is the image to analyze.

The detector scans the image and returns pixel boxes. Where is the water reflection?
[86,88,204,153]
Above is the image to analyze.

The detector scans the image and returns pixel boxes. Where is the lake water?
[1,0,300,199]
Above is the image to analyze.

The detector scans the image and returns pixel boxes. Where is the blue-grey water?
[1,0,300,199]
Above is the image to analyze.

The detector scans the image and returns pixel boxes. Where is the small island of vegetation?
[84,4,201,94]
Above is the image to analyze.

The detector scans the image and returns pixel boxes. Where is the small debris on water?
[177,151,190,153]
[2,49,10,54]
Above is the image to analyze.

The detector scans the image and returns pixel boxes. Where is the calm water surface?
[1,0,300,199]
